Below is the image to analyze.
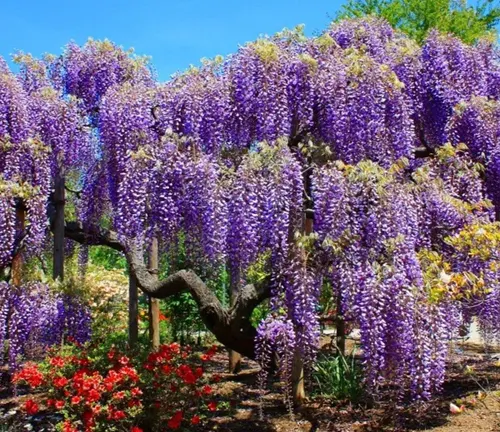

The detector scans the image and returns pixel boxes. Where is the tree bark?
[148,237,160,350]
[53,168,65,281]
[128,271,139,348]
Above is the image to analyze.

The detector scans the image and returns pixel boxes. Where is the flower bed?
[13,342,219,431]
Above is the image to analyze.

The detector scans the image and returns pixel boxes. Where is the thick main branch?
[61,219,269,359]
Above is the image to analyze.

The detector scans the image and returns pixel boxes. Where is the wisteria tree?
[2,17,500,407]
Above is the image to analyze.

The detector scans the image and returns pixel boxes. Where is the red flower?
[62,420,78,432]
[113,391,126,400]
[201,345,218,362]
[131,387,142,397]
[113,410,126,420]
[46,398,56,407]
[131,427,143,432]
[79,358,90,367]
[212,373,221,383]
[167,410,183,429]
[92,405,102,415]
[191,415,201,425]
[202,385,212,395]
[71,395,82,405]
[207,401,218,412]
[55,400,65,410]
[87,389,101,403]
[120,366,139,382]
[53,377,69,388]
[24,399,39,415]
[177,365,197,384]
[161,364,172,374]
[128,399,142,408]
[195,367,204,378]
[13,364,44,388]
[50,356,66,368]
[82,410,94,427]
[107,349,116,360]
[118,356,130,365]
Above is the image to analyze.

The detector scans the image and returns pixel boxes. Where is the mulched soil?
[2,340,500,431]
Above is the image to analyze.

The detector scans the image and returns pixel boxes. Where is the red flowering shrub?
[13,342,219,431]
[140,343,219,429]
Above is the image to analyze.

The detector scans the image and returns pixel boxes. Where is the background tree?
[338,0,500,44]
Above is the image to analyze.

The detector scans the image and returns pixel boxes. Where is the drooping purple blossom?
[0,282,91,370]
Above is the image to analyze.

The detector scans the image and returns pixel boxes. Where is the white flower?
[440,270,452,284]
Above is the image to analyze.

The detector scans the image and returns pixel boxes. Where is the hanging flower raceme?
[29,87,93,176]
[329,16,398,62]
[115,149,153,244]
[227,142,303,287]
[256,316,296,417]
[0,61,54,260]
[57,39,153,115]
[446,97,500,213]
[0,138,51,259]
[0,282,91,370]
[180,152,227,264]
[99,82,158,204]
[420,32,499,146]
[0,63,30,144]
[77,161,109,232]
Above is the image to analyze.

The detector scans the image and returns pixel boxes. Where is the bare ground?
[2,341,500,431]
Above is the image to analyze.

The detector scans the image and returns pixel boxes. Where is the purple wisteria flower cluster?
[311,155,489,398]
[0,282,91,370]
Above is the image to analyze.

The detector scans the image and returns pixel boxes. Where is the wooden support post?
[148,237,160,350]
[128,271,139,348]
[53,166,65,281]
[11,205,25,287]
[291,216,313,404]
[336,293,346,356]
[228,277,242,373]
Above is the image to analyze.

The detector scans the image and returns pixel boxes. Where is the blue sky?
[2,1,343,81]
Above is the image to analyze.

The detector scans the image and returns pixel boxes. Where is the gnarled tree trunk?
[61,219,270,360]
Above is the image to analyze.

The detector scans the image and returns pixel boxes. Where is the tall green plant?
[312,351,363,402]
